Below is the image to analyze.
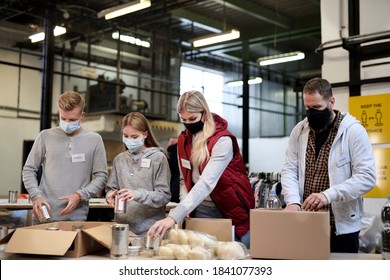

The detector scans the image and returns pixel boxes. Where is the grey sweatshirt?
[105,147,171,235]
[22,127,108,221]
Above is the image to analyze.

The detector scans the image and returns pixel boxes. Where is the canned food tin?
[46,227,60,231]
[114,195,127,214]
[110,224,129,260]
[38,205,51,223]
[0,226,8,239]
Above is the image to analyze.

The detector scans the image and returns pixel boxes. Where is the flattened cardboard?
[185,218,233,241]
[250,209,330,260]
[4,221,115,258]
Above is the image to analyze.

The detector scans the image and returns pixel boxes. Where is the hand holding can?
[114,195,127,214]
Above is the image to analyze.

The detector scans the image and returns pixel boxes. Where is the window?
[180,65,223,115]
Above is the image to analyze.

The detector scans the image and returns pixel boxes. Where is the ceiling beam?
[212,0,291,29]
[171,8,232,32]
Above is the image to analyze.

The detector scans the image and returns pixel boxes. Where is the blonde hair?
[58,91,85,112]
[177,90,215,167]
[121,112,164,151]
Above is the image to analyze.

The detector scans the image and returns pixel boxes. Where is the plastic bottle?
[381,195,390,260]
[265,189,282,209]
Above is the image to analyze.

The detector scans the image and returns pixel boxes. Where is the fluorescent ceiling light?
[29,26,67,43]
[112,32,150,48]
[227,77,262,87]
[191,29,240,48]
[97,0,151,20]
[257,51,305,66]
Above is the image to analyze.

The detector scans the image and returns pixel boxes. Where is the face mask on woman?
[123,136,145,152]
[184,119,204,135]
[60,120,80,134]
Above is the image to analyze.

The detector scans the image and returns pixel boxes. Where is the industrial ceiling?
[0,0,322,81]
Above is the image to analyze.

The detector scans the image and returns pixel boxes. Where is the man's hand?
[58,193,81,216]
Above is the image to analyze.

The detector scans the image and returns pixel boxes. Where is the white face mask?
[123,136,145,152]
[60,120,80,134]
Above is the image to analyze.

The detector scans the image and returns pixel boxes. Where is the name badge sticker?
[72,153,85,163]
[181,158,191,170]
[141,158,151,168]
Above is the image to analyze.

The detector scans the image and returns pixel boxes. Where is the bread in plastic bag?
[168,229,218,247]
[215,241,249,260]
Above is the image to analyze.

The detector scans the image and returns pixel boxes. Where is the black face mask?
[184,120,204,135]
[306,107,331,131]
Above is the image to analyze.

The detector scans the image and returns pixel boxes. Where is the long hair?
[121,112,165,153]
[177,90,215,167]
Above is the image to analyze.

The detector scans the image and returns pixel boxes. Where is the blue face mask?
[60,120,80,134]
[123,137,145,152]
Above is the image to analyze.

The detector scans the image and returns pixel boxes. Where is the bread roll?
[158,246,174,258]
[187,246,212,260]
[171,244,190,259]
[168,229,179,243]
[187,230,204,246]
[216,241,246,260]
[178,229,189,244]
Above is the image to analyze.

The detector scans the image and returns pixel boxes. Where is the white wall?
[247,137,289,173]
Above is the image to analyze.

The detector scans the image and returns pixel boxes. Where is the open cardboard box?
[250,209,330,260]
[2,221,131,258]
[185,218,233,242]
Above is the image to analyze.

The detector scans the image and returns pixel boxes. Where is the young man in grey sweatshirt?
[22,91,108,222]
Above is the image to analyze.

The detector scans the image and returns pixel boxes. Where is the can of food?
[38,205,51,223]
[110,224,129,260]
[127,245,141,256]
[129,236,144,247]
[0,225,8,239]
[46,227,60,231]
[144,235,160,251]
[114,195,127,214]
[8,190,18,203]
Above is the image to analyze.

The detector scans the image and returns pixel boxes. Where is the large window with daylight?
[180,65,224,115]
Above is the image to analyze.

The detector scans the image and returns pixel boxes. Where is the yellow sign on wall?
[349,93,390,144]
[364,147,390,198]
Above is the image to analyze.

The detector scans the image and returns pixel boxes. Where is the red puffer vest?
[178,113,254,238]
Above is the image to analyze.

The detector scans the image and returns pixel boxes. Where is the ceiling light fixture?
[28,26,67,43]
[191,29,240,48]
[257,51,305,66]
[97,0,151,20]
[112,31,150,48]
[227,77,262,87]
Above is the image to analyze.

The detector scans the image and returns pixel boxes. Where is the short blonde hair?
[58,91,85,112]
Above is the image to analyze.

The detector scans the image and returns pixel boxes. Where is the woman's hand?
[117,188,135,201]
[105,190,118,207]
[147,216,176,239]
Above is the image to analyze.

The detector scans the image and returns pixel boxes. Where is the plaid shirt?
[304,110,344,232]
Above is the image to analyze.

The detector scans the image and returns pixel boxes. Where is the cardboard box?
[3,221,118,258]
[185,218,233,241]
[250,209,330,260]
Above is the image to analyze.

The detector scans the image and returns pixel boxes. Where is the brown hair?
[121,112,164,151]
[58,91,85,112]
[303,77,333,100]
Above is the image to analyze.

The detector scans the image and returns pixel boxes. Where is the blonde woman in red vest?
[148,90,254,248]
